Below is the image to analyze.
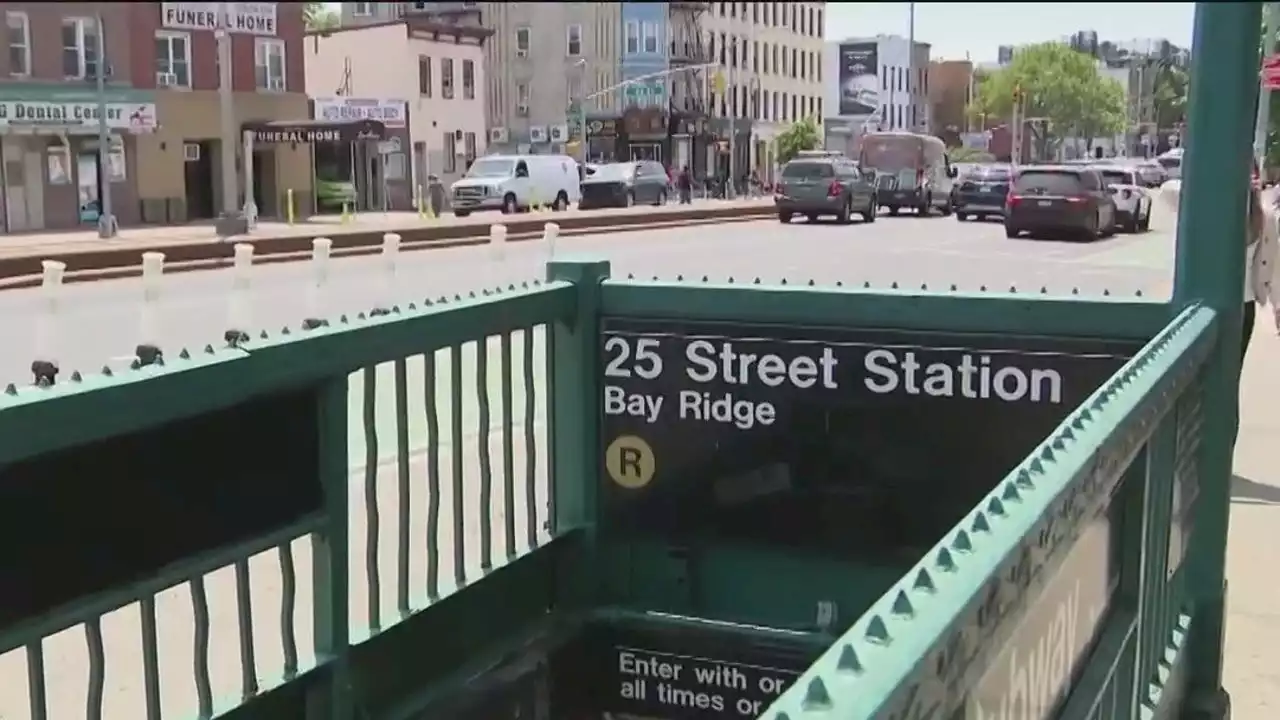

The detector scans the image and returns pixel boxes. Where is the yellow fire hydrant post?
[286,188,295,225]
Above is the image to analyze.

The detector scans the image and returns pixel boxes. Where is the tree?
[1152,63,1188,132]
[774,117,821,165]
[304,2,339,31]
[970,42,1125,160]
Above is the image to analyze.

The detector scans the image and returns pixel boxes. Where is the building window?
[461,59,475,100]
[464,131,476,162]
[441,57,454,98]
[351,2,373,16]
[418,55,432,96]
[61,17,100,80]
[642,22,658,54]
[567,23,582,57]
[516,82,530,115]
[443,132,457,173]
[626,21,638,54]
[154,31,191,88]
[6,12,29,77]
[254,38,285,91]
[515,26,530,57]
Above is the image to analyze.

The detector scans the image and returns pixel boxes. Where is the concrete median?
[0,202,774,289]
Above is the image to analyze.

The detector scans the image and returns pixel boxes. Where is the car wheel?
[1005,225,1020,239]
[778,212,793,224]
[957,213,969,222]
[1084,212,1101,242]
[838,196,853,224]
[918,196,932,216]
[861,202,877,223]
[454,210,471,218]
[502,193,518,214]
[1139,205,1152,231]
[553,191,569,211]
[806,213,819,223]
[654,189,667,206]
[1123,212,1139,233]
[939,200,952,216]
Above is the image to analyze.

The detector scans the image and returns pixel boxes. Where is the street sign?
[598,318,1141,542]
[1263,54,1280,89]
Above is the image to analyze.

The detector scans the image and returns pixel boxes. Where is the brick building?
[927,59,973,145]
[0,2,312,233]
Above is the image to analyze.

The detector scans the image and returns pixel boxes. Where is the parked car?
[1004,165,1117,241]
[1095,165,1153,233]
[578,161,669,209]
[952,163,1013,221]
[774,154,877,224]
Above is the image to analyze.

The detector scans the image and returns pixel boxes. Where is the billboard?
[838,42,880,116]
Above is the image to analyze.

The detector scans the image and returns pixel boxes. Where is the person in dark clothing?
[677,166,693,204]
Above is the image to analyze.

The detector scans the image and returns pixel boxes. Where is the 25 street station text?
[603,335,1068,431]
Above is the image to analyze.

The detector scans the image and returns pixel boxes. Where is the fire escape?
[668,1,710,120]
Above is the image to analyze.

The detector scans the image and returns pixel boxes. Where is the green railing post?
[546,259,611,605]
[1174,3,1262,716]
[311,378,352,719]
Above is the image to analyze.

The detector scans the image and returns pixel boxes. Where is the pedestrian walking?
[677,166,693,205]
[1244,184,1280,362]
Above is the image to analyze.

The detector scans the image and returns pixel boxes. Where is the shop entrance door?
[629,143,662,163]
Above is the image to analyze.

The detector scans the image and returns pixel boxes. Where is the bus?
[857,131,958,216]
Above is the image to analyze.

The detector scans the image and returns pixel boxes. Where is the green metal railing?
[0,281,569,720]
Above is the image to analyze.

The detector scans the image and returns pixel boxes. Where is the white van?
[1155,148,1182,181]
[450,154,582,217]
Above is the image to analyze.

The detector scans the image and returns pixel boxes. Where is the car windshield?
[782,161,835,179]
[1100,170,1134,186]
[465,159,514,178]
[1014,171,1084,195]
[585,163,635,181]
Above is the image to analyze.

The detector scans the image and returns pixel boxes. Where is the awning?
[243,118,387,144]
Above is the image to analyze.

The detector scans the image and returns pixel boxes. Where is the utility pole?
[215,1,247,238]
[94,7,117,239]
[1256,2,1280,169]
[907,1,916,131]
[727,34,738,199]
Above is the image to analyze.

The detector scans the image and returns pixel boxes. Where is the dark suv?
[775,154,877,224]
[1004,165,1117,241]
[953,163,1013,221]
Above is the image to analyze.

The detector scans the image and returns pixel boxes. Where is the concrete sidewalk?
[0,200,771,261]
[1224,319,1280,719]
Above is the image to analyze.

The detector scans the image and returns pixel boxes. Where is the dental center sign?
[161,2,278,35]
[0,100,157,132]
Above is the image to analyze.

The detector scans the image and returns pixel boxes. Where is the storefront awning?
[243,119,387,144]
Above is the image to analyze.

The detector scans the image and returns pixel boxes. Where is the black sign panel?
[599,318,1140,551]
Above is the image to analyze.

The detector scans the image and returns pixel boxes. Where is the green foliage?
[949,146,994,163]
[1153,64,1188,131]
[774,117,822,165]
[971,42,1126,157]
[304,2,339,31]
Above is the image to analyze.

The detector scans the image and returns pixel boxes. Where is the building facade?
[133,2,313,224]
[617,2,668,163]
[305,18,489,194]
[927,59,972,142]
[823,35,930,153]
[0,3,151,232]
[701,1,827,184]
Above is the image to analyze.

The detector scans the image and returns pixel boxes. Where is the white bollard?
[543,222,560,262]
[226,243,254,345]
[489,223,508,263]
[136,252,166,365]
[305,237,333,328]
[375,232,401,315]
[32,260,66,385]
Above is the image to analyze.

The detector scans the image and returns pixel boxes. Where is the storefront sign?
[313,98,406,128]
[599,318,1140,539]
[247,119,386,144]
[0,100,156,133]
[586,118,618,138]
[161,2,278,35]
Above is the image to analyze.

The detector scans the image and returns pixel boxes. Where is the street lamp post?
[571,58,588,164]
[94,7,117,239]
[214,1,247,238]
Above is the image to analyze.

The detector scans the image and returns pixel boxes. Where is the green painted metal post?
[547,259,611,606]
[1173,3,1262,716]
[311,379,352,719]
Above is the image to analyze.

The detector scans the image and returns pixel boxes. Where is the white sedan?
[1097,165,1153,233]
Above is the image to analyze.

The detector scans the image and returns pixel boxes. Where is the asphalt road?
[0,209,1184,719]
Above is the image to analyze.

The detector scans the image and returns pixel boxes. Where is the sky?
[824,3,1197,63]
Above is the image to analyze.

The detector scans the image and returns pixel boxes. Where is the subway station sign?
[599,318,1140,536]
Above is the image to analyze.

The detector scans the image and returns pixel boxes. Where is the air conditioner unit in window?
[516,104,530,117]
[548,124,567,143]
[156,72,178,88]
[529,126,548,143]
[267,77,285,92]
[490,127,509,143]
[516,48,529,58]
[183,142,201,162]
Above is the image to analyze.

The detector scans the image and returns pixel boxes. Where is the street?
[15,207,1270,720]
